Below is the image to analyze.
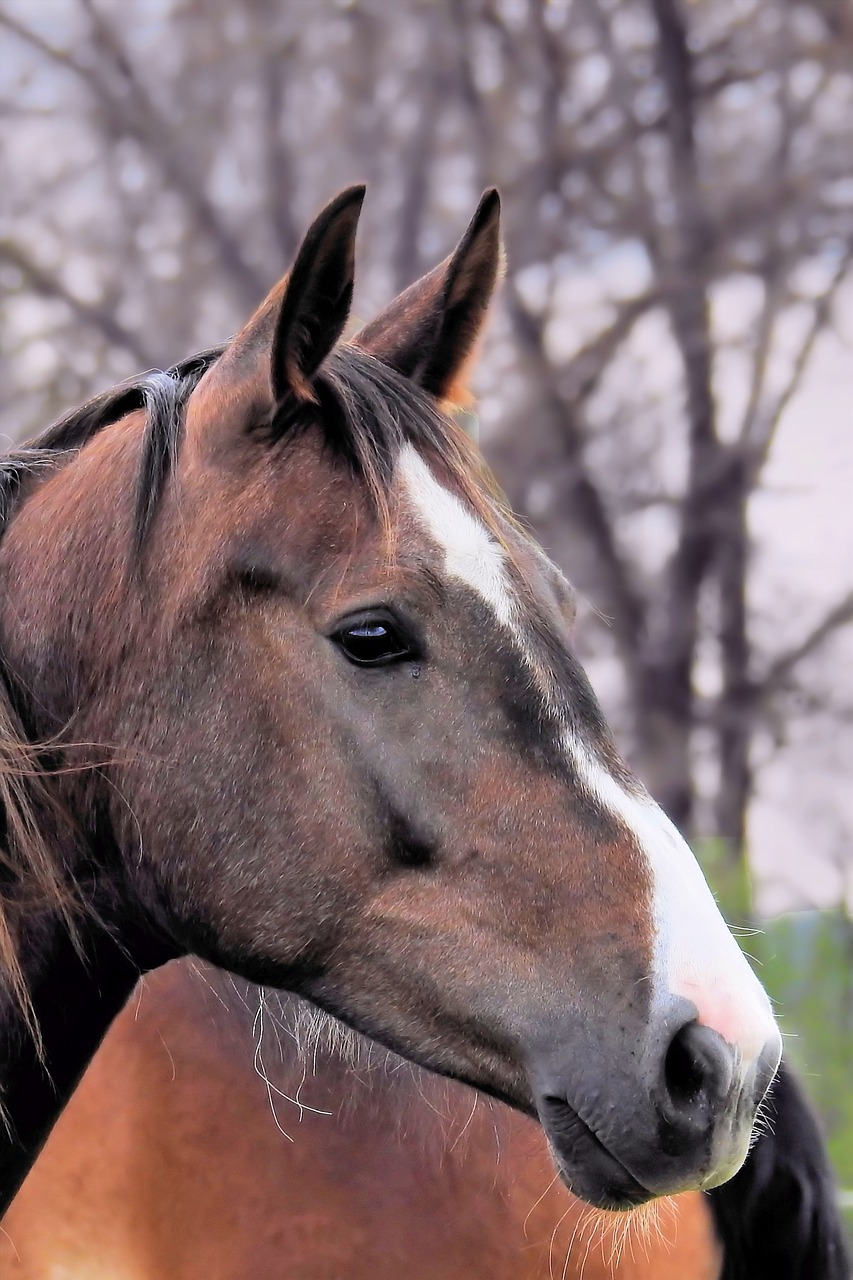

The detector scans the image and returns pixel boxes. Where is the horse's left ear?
[184,188,364,460]
[354,189,503,407]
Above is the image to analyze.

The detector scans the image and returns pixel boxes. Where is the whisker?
[522,1168,562,1238]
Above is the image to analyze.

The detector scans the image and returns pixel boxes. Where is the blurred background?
[1,0,851,1221]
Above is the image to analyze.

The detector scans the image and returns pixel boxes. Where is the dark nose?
[662,1022,734,1123]
[652,1019,737,1150]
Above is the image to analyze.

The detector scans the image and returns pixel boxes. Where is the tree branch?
[644,0,720,827]
[759,594,853,696]
[555,292,660,403]
[2,5,266,309]
[744,248,853,481]
[0,240,159,368]
[502,286,648,669]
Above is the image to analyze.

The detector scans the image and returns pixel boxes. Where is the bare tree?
[446,0,853,882]
[1,0,851,914]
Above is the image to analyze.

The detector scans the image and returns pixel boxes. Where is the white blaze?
[561,734,776,1066]
[399,447,516,627]
[400,446,777,1066]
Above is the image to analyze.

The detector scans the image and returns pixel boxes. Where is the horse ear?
[353,189,503,406]
[269,184,365,404]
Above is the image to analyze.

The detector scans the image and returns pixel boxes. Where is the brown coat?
[1,961,722,1280]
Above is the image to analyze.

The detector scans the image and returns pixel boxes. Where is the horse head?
[0,188,780,1210]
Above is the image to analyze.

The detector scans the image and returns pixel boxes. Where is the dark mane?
[0,345,220,1034]
[708,1057,851,1279]
[0,346,224,550]
[2,344,494,560]
[133,348,225,553]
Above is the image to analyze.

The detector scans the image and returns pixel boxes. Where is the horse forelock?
[198,340,507,547]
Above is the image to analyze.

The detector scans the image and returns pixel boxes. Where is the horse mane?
[0,348,224,1036]
[707,1056,851,1279]
[0,346,225,552]
[0,700,73,1045]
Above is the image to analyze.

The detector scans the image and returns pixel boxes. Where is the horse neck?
[0,886,178,1215]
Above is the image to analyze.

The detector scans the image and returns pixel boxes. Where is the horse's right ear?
[353,189,503,408]
[213,186,365,411]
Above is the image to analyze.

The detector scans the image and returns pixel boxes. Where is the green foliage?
[696,840,853,1240]
[695,837,756,925]
[758,907,853,1239]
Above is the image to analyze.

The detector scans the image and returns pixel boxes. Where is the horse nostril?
[663,1021,735,1119]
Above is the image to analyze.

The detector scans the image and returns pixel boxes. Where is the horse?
[1,963,846,1279]
[0,187,783,1229]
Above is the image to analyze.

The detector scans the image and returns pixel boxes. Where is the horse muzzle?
[530,1001,783,1210]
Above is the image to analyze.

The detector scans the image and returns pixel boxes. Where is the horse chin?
[540,1103,657,1212]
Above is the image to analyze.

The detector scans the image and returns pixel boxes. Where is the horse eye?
[335,621,411,667]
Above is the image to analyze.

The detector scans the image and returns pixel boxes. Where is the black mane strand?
[0,347,224,549]
[708,1058,851,1279]
[3,342,493,561]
